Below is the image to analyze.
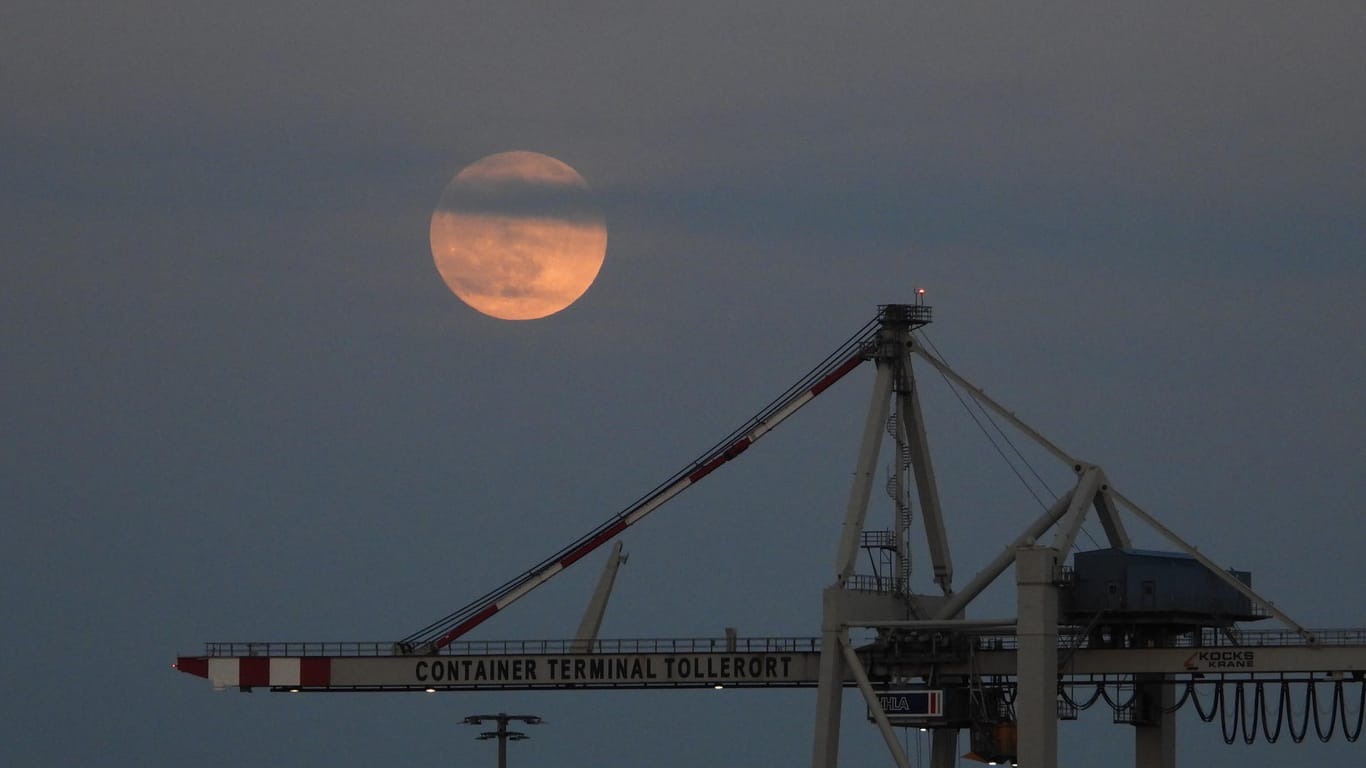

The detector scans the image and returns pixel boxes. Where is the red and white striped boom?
[398,309,914,652]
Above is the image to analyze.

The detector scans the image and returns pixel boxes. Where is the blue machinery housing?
[1065,548,1261,627]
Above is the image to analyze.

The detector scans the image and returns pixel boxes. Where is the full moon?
[430,151,607,320]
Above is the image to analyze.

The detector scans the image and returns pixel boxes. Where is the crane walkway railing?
[972,627,1366,653]
[199,628,1366,658]
[203,636,823,658]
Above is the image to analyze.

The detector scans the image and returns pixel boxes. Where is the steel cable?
[1311,681,1337,742]
[916,331,1103,550]
[1239,682,1264,745]
[1098,681,1139,711]
[1260,681,1285,743]
[1184,679,1364,744]
[1288,682,1311,743]
[1059,682,1104,711]
[400,315,884,648]
[1220,682,1243,744]
[1345,678,1365,741]
[1190,682,1222,723]
[1161,680,1195,714]
[915,332,1050,513]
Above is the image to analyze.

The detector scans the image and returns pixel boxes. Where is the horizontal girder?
[175,630,1366,692]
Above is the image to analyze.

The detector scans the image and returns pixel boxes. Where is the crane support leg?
[840,634,911,768]
[1093,481,1132,549]
[1016,544,1060,768]
[834,361,894,583]
[931,729,959,768]
[811,625,845,767]
[932,489,1075,620]
[1049,465,1105,558]
[898,352,953,593]
[1134,673,1175,768]
[571,541,627,652]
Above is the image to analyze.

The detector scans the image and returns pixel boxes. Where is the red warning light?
[916,288,926,295]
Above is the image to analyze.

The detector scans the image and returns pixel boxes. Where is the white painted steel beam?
[1092,477,1132,549]
[176,638,1366,691]
[839,634,911,768]
[1134,673,1176,768]
[909,341,1078,468]
[1050,465,1104,558]
[572,541,627,652]
[810,625,846,768]
[932,489,1076,621]
[1016,545,1060,768]
[834,361,893,584]
[900,352,953,593]
[1110,488,1318,644]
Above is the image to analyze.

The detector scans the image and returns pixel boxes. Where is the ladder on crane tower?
[174,301,1366,768]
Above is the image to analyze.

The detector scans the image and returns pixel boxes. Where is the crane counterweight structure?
[174,302,1366,768]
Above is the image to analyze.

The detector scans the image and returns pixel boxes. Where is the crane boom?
[399,311,895,652]
[174,300,1366,765]
[175,629,1366,692]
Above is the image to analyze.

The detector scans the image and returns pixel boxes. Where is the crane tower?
[175,302,1366,767]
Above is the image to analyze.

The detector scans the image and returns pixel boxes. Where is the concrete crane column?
[811,589,847,768]
[931,729,959,768]
[1016,545,1060,767]
[1134,673,1175,768]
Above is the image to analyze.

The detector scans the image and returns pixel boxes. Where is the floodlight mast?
[464,713,541,768]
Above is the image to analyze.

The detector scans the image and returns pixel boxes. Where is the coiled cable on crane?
[1182,678,1364,744]
[1058,681,1106,711]
[1190,680,1224,723]
[1097,680,1140,711]
[981,675,1361,746]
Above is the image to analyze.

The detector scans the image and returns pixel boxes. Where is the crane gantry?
[175,301,1366,767]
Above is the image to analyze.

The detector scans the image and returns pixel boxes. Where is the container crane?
[175,302,1366,768]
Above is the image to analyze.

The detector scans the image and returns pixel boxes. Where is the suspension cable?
[399,313,888,650]
[915,331,1102,550]
[914,332,1049,511]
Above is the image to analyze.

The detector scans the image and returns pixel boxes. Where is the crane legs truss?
[807,307,1340,767]
[174,304,1366,766]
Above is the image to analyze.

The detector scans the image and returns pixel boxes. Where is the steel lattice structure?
[175,302,1366,768]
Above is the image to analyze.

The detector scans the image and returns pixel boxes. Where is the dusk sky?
[4,2,1364,766]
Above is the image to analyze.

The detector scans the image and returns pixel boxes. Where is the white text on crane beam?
[412,654,799,685]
